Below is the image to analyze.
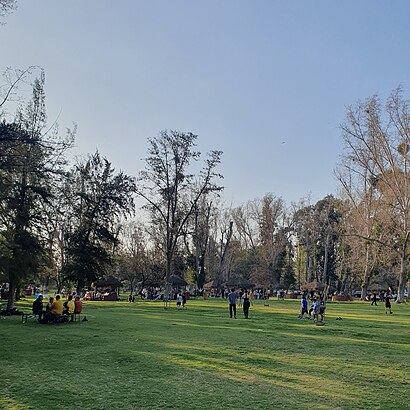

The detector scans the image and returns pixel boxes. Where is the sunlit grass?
[1,297,409,409]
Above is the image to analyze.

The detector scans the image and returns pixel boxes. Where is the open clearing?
[1,298,409,409]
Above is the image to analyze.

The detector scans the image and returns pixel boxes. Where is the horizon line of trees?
[1,68,410,309]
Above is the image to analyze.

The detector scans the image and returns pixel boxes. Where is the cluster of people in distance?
[298,294,326,323]
[32,294,83,324]
[222,287,261,301]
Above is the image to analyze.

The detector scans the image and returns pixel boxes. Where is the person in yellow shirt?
[63,295,75,315]
[51,294,64,315]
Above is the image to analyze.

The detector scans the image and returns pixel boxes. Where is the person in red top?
[74,296,83,314]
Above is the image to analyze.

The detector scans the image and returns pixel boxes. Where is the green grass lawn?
[1,297,409,410]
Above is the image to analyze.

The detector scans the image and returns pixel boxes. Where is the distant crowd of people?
[220,288,277,300]
[13,282,402,327]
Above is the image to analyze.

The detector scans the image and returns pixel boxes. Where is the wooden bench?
[53,313,82,323]
[21,313,37,323]
[21,313,82,324]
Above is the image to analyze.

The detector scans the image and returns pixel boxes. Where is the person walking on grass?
[238,289,244,307]
[228,289,237,319]
[309,298,319,322]
[299,294,309,319]
[243,291,251,319]
[385,293,393,314]
[371,292,378,306]
[176,293,183,309]
[318,297,326,322]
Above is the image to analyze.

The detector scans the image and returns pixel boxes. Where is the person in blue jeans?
[228,289,237,319]
[299,294,309,319]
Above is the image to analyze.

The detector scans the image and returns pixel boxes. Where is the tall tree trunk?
[360,244,370,301]
[297,244,301,290]
[76,277,85,299]
[308,253,314,282]
[129,277,135,295]
[216,221,233,292]
[164,253,172,306]
[198,260,206,289]
[6,277,17,311]
[15,285,21,301]
[397,250,407,303]
[322,233,330,284]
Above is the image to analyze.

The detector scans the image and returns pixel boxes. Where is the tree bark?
[6,277,17,311]
[360,244,370,301]
[322,233,330,284]
[216,221,233,292]
[397,251,407,303]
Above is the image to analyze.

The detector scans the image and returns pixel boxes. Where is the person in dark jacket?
[32,294,44,320]
[228,289,237,319]
[243,291,251,319]
[385,294,393,314]
[318,297,326,322]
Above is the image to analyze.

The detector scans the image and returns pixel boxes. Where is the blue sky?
[2,0,410,206]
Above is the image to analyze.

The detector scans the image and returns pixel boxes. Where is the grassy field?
[1,296,409,410]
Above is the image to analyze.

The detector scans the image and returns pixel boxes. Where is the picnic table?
[21,312,83,324]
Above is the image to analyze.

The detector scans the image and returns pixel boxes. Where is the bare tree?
[116,221,150,294]
[336,165,384,299]
[338,88,410,302]
[191,197,214,289]
[0,0,16,24]
[215,212,233,288]
[0,66,38,119]
[232,199,260,251]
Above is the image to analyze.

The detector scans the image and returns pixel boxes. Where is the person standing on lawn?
[299,294,309,319]
[243,291,251,319]
[385,294,393,314]
[309,298,319,322]
[318,297,326,322]
[228,289,237,319]
[176,293,183,309]
[371,292,378,306]
[238,289,244,307]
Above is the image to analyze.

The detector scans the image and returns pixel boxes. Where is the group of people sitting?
[32,294,83,323]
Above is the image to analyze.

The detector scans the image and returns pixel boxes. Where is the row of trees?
[114,87,410,304]
[0,71,138,309]
[1,66,410,308]
[0,69,225,309]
